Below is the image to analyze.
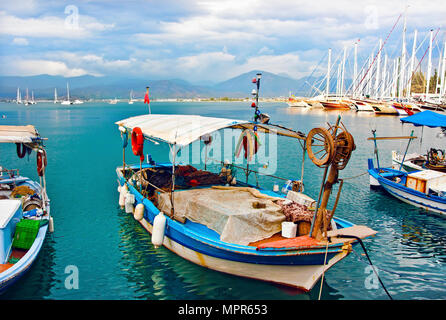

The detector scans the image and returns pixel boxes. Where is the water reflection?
[116,205,345,300]
[0,237,57,300]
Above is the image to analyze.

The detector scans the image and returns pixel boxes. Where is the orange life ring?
[132,127,144,161]
[37,150,47,177]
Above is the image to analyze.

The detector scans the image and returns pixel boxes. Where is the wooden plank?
[327,225,377,241]
[367,136,417,140]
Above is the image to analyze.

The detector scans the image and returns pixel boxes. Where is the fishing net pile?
[276,200,314,223]
[133,165,225,194]
[156,186,285,245]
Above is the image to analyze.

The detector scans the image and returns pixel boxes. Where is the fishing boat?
[368,159,446,216]
[0,125,53,292]
[114,77,376,292]
[368,127,446,216]
[391,111,446,173]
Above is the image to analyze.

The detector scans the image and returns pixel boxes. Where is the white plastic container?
[0,200,22,263]
[134,203,145,221]
[119,184,128,208]
[125,193,135,213]
[151,212,167,248]
[281,221,297,238]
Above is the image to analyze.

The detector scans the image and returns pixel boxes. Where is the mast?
[353,42,358,98]
[340,46,347,98]
[399,12,407,99]
[326,48,331,98]
[336,63,341,97]
[435,44,442,96]
[54,88,58,103]
[391,59,398,98]
[16,87,20,104]
[441,40,446,99]
[407,30,417,99]
[67,82,70,102]
[381,54,388,99]
[426,29,433,99]
[366,52,373,97]
[374,39,382,99]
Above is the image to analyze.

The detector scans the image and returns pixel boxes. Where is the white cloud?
[12,37,29,46]
[0,11,114,38]
[0,58,88,77]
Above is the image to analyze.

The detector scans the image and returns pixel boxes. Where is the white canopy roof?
[0,125,40,144]
[116,114,305,147]
[116,114,249,147]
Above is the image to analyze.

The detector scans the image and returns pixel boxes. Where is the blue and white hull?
[117,164,374,291]
[368,159,446,216]
[0,223,48,293]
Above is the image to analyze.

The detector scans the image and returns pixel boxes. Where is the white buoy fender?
[49,216,54,233]
[119,184,128,208]
[151,212,167,248]
[125,193,135,213]
[134,203,144,221]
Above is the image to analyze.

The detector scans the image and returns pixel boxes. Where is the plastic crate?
[12,219,41,250]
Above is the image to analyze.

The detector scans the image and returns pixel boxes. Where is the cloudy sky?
[0,0,445,84]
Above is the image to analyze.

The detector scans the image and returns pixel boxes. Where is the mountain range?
[0,71,327,100]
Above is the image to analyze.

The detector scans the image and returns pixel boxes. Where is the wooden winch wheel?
[306,127,335,167]
[332,131,355,170]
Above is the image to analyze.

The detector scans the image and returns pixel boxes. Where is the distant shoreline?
[0,97,288,103]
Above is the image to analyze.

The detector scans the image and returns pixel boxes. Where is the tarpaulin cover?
[156,187,286,245]
[400,110,446,128]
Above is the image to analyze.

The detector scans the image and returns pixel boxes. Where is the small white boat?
[0,125,53,293]
[129,90,134,104]
[352,100,374,112]
[109,98,118,105]
[16,88,22,104]
[61,83,73,105]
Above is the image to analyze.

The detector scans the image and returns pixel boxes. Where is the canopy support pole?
[300,140,306,184]
[170,143,177,218]
[372,130,380,169]
[399,130,414,171]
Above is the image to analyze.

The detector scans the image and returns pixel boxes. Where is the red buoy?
[131,127,145,161]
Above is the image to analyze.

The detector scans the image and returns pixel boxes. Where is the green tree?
[410,70,426,93]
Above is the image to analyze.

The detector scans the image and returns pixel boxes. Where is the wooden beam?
[367,136,417,140]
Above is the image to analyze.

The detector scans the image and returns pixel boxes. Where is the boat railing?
[0,168,20,178]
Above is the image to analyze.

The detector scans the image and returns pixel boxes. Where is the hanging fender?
[37,149,47,177]
[131,127,144,161]
[16,143,27,159]
[122,130,128,149]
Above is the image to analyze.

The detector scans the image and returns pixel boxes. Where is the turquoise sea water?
[0,101,445,300]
